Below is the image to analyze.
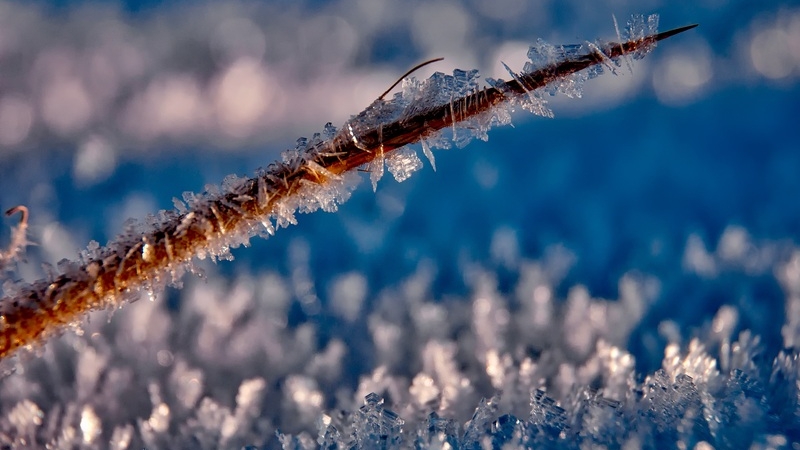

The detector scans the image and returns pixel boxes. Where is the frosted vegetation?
[0,10,670,361]
[0,0,798,449]
[3,228,800,448]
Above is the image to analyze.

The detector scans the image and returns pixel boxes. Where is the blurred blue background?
[0,0,799,375]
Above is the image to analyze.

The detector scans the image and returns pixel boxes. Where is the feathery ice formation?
[1,227,797,449]
[0,15,695,361]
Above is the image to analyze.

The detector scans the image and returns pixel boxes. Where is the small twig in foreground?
[0,17,697,363]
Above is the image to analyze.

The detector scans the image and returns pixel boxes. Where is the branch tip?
[654,24,699,42]
[5,205,28,225]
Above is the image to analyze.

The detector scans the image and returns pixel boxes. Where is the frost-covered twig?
[0,17,696,361]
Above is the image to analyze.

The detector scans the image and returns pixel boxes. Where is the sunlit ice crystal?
[317,414,341,450]
[354,393,405,449]
[711,370,769,445]
[523,39,564,81]
[416,412,460,449]
[626,13,660,59]
[385,146,423,183]
[576,393,625,447]
[462,396,499,446]
[419,139,436,172]
[404,69,480,117]
[499,61,554,119]
[368,150,385,192]
[523,42,589,99]
[529,389,569,440]
[642,369,711,441]
[422,129,452,152]
[451,105,511,149]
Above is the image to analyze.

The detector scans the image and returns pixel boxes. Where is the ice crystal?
[368,152,385,192]
[385,147,423,183]
[416,412,459,449]
[627,14,660,58]
[419,139,436,172]
[462,396,499,445]
[354,393,405,449]
[524,41,589,99]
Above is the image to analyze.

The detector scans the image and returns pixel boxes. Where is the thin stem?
[0,24,697,361]
[378,57,445,101]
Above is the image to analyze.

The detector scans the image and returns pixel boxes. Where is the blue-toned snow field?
[0,0,799,448]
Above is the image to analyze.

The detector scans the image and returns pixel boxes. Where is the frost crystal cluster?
[1,230,799,448]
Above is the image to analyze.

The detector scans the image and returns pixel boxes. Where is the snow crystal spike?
[0,18,697,362]
[612,14,634,74]
[0,205,30,271]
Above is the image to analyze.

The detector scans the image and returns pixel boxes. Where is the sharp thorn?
[654,24,699,42]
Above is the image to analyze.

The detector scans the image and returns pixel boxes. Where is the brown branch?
[0,23,697,361]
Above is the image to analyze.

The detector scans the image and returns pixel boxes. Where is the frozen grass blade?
[0,18,696,362]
